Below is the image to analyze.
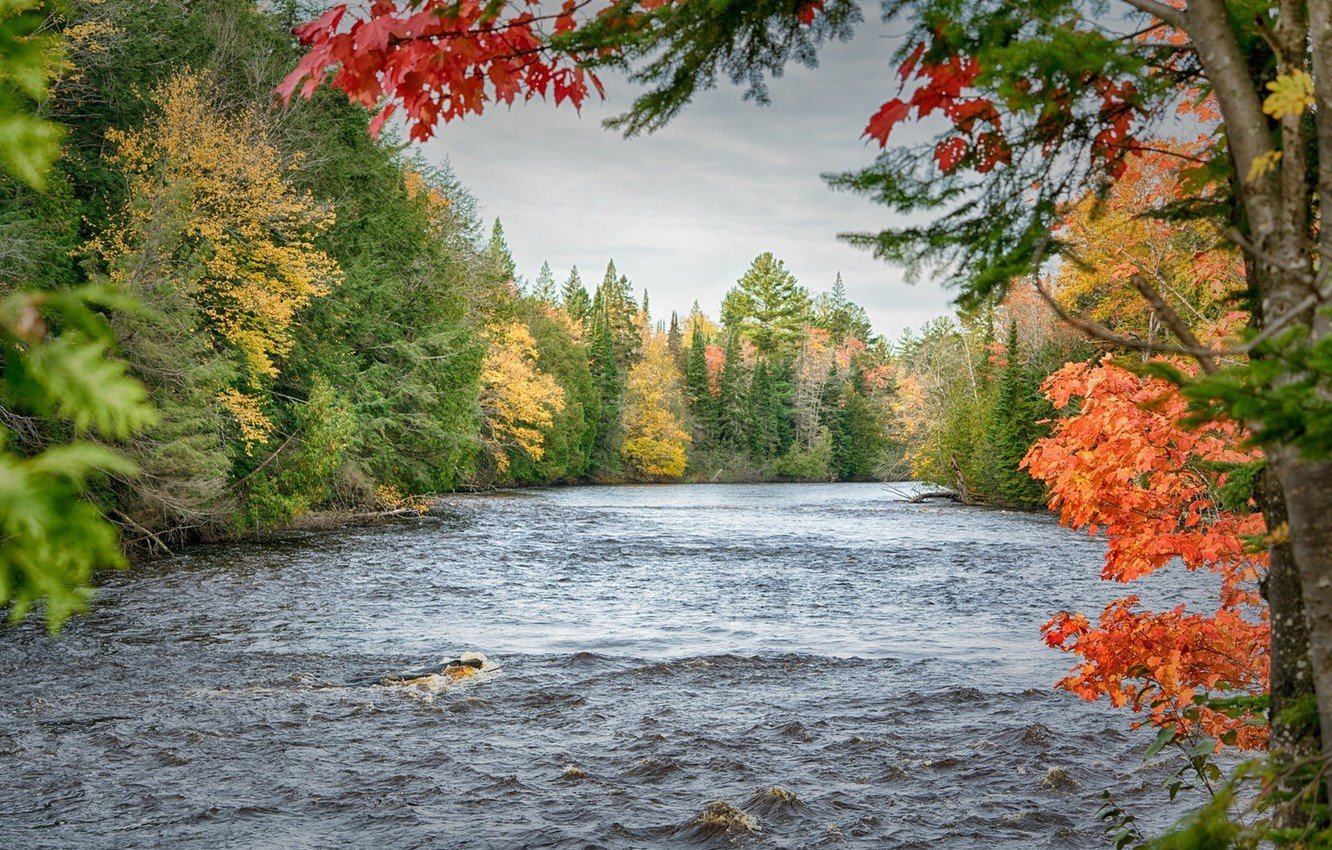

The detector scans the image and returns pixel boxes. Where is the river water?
[0,483,1220,848]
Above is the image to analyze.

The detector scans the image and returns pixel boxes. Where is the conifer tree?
[587,311,622,472]
[667,311,683,367]
[486,218,516,285]
[715,331,748,449]
[981,320,1047,507]
[533,260,557,302]
[832,378,886,481]
[683,324,715,448]
[721,252,811,358]
[813,273,874,345]
[747,359,776,461]
[561,265,590,323]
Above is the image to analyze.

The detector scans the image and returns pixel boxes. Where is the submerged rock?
[1042,766,1077,791]
[679,800,761,841]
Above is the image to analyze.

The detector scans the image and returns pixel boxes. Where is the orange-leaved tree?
[1026,359,1268,750]
[1054,145,1246,347]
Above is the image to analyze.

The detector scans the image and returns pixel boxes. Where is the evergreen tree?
[980,320,1048,507]
[593,259,640,368]
[486,217,516,284]
[588,311,623,473]
[533,260,557,302]
[683,324,715,448]
[667,311,683,367]
[561,265,590,323]
[747,359,776,461]
[832,379,886,481]
[813,273,874,345]
[745,357,797,462]
[721,252,811,357]
[715,332,748,449]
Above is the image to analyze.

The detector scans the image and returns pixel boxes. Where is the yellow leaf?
[1246,150,1283,183]
[1262,69,1315,119]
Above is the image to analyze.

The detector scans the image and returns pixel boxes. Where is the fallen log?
[907,489,962,503]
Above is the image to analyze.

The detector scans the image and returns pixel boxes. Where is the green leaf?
[1144,726,1176,761]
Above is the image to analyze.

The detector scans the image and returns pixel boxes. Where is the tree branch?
[1117,0,1186,29]
[1030,276,1221,373]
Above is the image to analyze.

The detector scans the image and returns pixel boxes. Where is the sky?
[413,16,958,341]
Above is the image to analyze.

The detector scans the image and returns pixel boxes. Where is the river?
[0,483,1220,848]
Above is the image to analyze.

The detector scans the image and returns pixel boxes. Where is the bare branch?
[1129,273,1214,358]
[1030,276,1221,373]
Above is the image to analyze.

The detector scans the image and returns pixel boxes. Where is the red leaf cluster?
[1026,359,1268,749]
[865,27,1154,178]
[278,1,604,142]
[864,42,1008,174]
[283,1,833,141]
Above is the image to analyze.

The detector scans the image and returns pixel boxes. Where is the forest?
[7,0,1332,845]
[3,0,1088,579]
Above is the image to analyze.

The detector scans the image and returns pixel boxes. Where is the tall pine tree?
[721,252,811,358]
[683,324,715,449]
[561,265,590,323]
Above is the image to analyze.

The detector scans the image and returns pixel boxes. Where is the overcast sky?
[414,17,956,340]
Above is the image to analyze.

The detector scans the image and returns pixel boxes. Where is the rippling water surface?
[1,484,1218,848]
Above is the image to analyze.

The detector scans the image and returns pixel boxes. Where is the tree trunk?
[1273,452,1332,766]
[1258,466,1321,825]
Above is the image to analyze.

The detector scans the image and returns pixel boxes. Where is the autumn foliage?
[621,334,690,478]
[479,320,566,473]
[96,72,339,453]
[1025,360,1268,749]
[278,1,604,141]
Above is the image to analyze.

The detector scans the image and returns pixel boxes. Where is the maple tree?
[1054,146,1245,345]
[1027,359,1269,749]
[278,0,605,141]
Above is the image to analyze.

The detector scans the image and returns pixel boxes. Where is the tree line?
[0,0,913,628]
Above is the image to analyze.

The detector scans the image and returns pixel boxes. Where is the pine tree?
[721,252,812,357]
[561,265,590,323]
[981,320,1047,507]
[588,311,622,473]
[594,260,640,368]
[533,260,557,302]
[813,272,874,345]
[747,359,775,461]
[831,375,886,481]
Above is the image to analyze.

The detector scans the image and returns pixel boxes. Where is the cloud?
[417,19,957,339]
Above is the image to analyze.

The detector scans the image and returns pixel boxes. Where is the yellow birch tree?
[621,333,690,478]
[479,320,565,473]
